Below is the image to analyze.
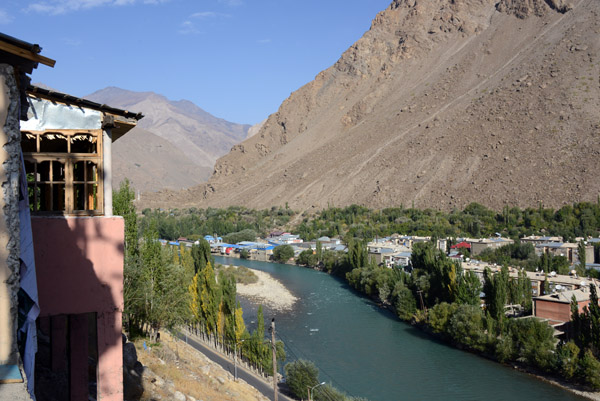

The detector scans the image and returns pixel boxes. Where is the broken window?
[22,130,103,215]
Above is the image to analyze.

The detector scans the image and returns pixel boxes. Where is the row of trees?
[294,202,600,244]
[114,180,285,374]
[139,205,294,241]
[297,239,600,390]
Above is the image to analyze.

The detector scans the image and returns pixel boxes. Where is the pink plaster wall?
[32,216,124,401]
[31,216,124,316]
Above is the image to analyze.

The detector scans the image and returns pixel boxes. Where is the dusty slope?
[141,0,600,212]
[86,87,250,192]
[112,127,211,192]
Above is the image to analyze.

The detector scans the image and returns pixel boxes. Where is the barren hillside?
[86,87,250,193]
[141,0,600,212]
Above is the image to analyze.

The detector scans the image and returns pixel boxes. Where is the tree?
[199,262,220,334]
[456,270,482,306]
[297,249,317,266]
[284,360,319,400]
[556,341,580,380]
[579,350,600,389]
[578,240,587,272]
[273,245,294,263]
[113,178,138,258]
[192,239,213,273]
[448,304,486,351]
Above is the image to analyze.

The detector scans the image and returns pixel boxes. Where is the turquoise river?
[214,256,586,401]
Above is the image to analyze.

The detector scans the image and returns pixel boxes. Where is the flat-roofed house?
[21,86,142,400]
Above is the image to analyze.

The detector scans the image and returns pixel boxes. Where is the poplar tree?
[200,261,219,334]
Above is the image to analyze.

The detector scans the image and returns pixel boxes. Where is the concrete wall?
[31,216,124,401]
[0,64,23,366]
[535,299,591,323]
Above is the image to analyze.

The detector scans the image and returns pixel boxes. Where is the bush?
[273,245,294,263]
[284,360,319,400]
[579,350,600,389]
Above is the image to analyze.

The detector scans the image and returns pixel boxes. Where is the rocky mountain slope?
[86,87,250,192]
[141,0,600,212]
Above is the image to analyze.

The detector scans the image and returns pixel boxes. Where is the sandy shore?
[234,267,298,311]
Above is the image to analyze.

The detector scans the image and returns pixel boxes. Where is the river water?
[214,256,585,401]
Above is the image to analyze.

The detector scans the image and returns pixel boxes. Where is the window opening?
[22,130,103,215]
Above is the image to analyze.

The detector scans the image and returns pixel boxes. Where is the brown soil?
[140,0,600,213]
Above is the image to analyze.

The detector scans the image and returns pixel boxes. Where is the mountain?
[85,87,251,192]
[140,0,600,212]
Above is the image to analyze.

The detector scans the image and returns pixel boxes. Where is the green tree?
[273,245,294,263]
[579,350,600,389]
[284,360,319,400]
[199,261,220,334]
[556,341,580,380]
[192,239,213,273]
[113,178,138,258]
[456,270,482,306]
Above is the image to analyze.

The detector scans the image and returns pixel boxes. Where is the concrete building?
[534,288,596,325]
[0,33,142,401]
[534,242,594,264]
[469,237,514,256]
[23,86,142,400]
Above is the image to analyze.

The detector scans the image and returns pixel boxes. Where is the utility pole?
[270,318,278,401]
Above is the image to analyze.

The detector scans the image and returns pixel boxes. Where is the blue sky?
[1,0,391,125]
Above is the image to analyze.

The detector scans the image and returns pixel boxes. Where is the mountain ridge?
[140,0,600,212]
[85,87,252,192]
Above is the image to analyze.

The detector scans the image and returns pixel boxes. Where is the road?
[176,332,294,401]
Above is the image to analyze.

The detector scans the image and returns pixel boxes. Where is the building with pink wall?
[32,216,125,400]
[0,34,141,400]
[22,88,142,401]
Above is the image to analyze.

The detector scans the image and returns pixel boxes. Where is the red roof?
[451,241,471,249]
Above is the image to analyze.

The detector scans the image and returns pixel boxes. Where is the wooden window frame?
[22,129,104,216]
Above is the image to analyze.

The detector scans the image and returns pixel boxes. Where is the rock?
[216,376,226,385]
[151,375,165,388]
[174,391,186,401]
[123,368,144,401]
[123,342,138,369]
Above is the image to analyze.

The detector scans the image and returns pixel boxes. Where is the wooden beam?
[0,40,55,67]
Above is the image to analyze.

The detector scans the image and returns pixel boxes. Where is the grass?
[216,264,259,285]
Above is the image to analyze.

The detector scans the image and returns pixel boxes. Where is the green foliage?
[448,304,487,351]
[199,262,219,334]
[505,318,556,371]
[428,302,458,335]
[113,179,138,258]
[392,282,417,320]
[273,245,294,263]
[138,206,295,241]
[556,341,580,380]
[456,270,482,306]
[192,239,213,273]
[296,249,317,266]
[483,266,508,322]
[223,229,258,244]
[284,360,319,400]
[579,350,600,389]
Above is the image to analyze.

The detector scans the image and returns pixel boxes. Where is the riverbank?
[222,256,600,400]
[233,266,298,311]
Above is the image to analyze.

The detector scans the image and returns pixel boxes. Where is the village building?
[534,241,594,264]
[0,33,141,401]
[469,237,514,256]
[533,287,597,325]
